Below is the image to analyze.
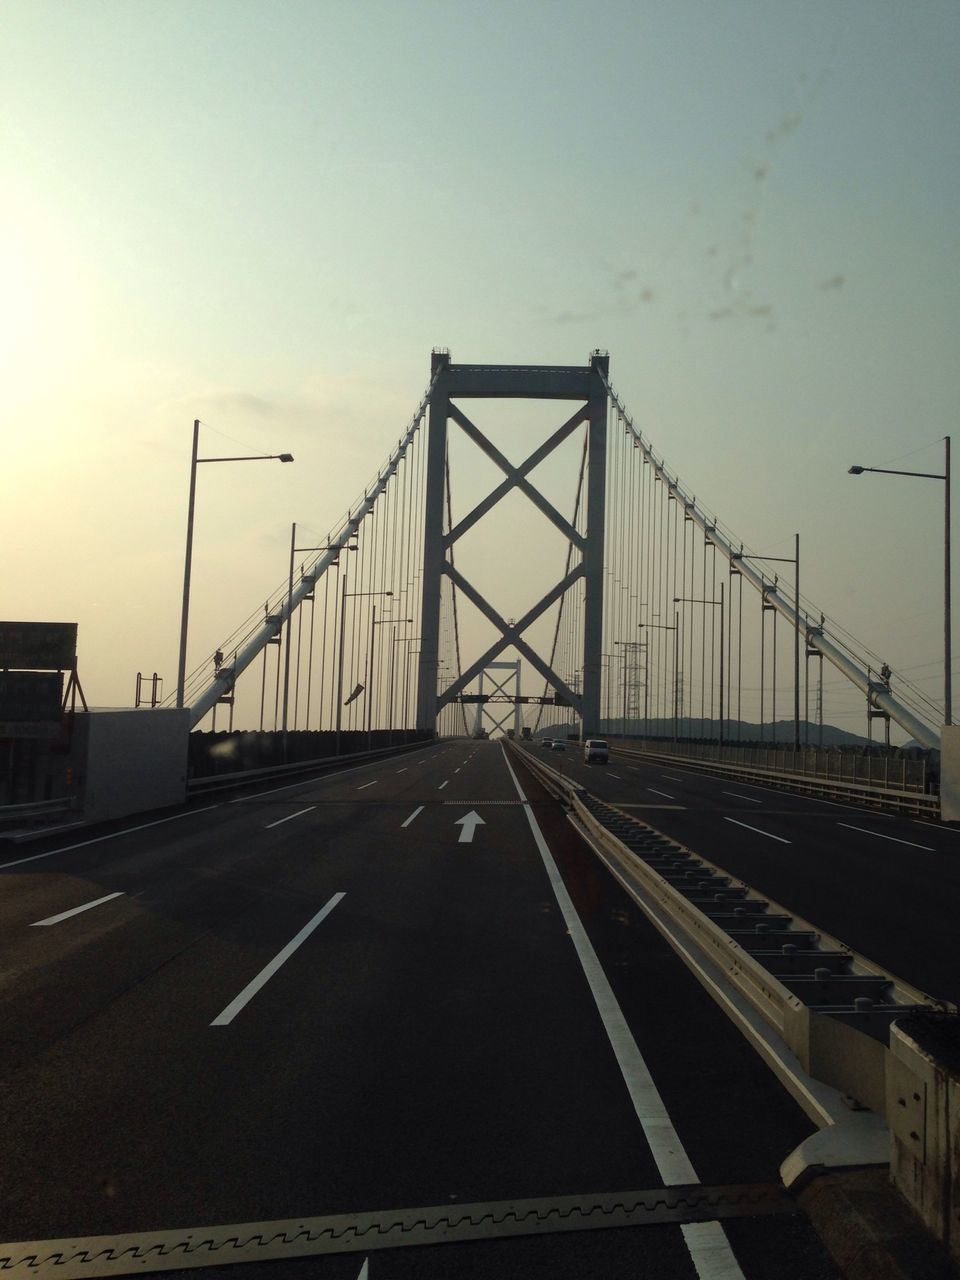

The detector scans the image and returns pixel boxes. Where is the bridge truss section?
[416,352,609,737]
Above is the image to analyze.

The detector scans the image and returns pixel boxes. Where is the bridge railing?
[613,738,930,794]
[610,742,939,817]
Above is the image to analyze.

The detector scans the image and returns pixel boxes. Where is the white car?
[583,738,609,763]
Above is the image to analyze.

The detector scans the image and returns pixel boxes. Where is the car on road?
[583,738,609,763]
[550,739,566,752]
[541,738,553,747]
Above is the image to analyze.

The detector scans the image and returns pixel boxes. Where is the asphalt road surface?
[547,740,959,1002]
[0,740,847,1278]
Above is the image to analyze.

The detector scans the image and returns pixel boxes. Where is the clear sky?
[2,1,958,736]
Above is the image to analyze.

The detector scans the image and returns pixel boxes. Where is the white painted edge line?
[837,822,935,852]
[916,819,959,832]
[499,748,746,1280]
[722,791,762,804]
[357,781,378,790]
[211,893,346,1026]
[0,805,220,871]
[723,817,791,844]
[30,891,126,927]
[401,806,424,828]
[264,806,316,830]
[356,1259,369,1280]
[647,787,675,800]
[438,780,449,790]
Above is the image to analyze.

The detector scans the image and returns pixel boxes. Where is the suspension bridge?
[1,352,959,1279]
[173,349,943,759]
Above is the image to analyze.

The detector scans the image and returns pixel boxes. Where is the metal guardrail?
[0,795,76,828]
[507,740,950,1119]
[610,744,941,818]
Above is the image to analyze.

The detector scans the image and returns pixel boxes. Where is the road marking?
[395,768,408,774]
[723,817,791,844]
[438,780,449,790]
[264,806,316,830]
[662,774,686,782]
[357,1261,368,1280]
[455,811,485,843]
[837,823,935,851]
[0,805,220,871]
[357,781,377,790]
[499,746,745,1278]
[722,791,762,804]
[211,893,346,1026]
[607,771,623,779]
[30,891,125,927]
[401,806,424,828]
[647,787,675,799]
[454,767,461,773]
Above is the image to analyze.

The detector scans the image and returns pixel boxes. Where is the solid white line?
[438,780,449,790]
[229,744,445,804]
[357,781,377,790]
[837,823,935,851]
[498,747,744,1278]
[264,806,316,830]
[211,893,346,1026]
[0,805,220,872]
[724,817,791,844]
[30,891,125,927]
[722,791,762,804]
[401,806,424,828]
[647,787,675,800]
[356,1260,368,1280]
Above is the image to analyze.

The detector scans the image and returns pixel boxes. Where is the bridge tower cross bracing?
[416,351,608,738]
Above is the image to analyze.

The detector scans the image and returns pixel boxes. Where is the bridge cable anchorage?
[595,368,941,752]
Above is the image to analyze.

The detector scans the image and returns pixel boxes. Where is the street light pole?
[283,525,356,756]
[335,586,394,755]
[849,441,952,725]
[672,593,723,747]
[177,421,294,711]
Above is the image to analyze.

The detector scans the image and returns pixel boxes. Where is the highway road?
[0,740,848,1278]
[544,741,959,1003]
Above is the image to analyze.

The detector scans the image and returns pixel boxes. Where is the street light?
[674,589,724,747]
[638,616,679,741]
[732,537,800,748]
[367,613,412,748]
[335,579,393,754]
[282,522,357,753]
[849,440,952,725]
[177,419,294,710]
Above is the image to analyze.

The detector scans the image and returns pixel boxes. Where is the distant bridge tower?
[417,351,608,737]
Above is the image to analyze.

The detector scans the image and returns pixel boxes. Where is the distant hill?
[532,718,908,750]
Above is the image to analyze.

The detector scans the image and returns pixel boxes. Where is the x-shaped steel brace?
[439,562,583,713]
[444,404,588,553]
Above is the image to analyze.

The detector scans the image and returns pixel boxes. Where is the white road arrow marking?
[455,811,485,843]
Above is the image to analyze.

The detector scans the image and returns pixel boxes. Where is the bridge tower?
[417,351,608,737]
